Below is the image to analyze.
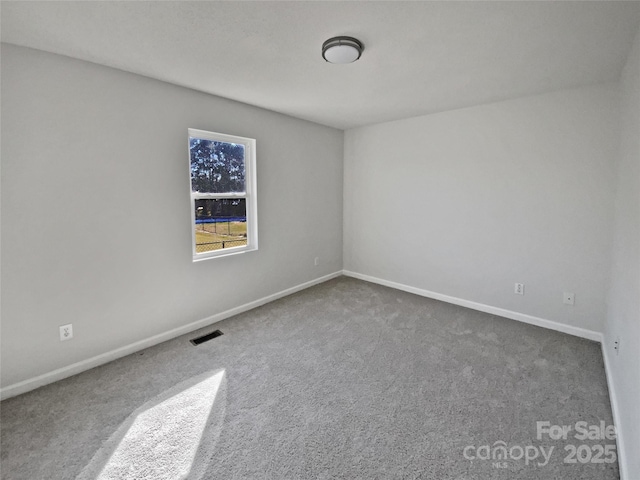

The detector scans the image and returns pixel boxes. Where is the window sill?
[192,245,257,262]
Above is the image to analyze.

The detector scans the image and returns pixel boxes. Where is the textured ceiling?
[2,1,640,130]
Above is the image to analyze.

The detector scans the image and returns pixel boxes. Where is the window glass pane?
[194,199,247,253]
[190,138,245,194]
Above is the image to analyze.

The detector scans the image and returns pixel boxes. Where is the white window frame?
[188,128,258,261]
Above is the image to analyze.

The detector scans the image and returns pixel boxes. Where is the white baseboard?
[601,341,627,480]
[0,271,342,401]
[342,270,603,343]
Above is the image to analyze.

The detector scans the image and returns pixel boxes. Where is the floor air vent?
[190,330,223,346]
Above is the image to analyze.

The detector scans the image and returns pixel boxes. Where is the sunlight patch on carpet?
[78,369,226,480]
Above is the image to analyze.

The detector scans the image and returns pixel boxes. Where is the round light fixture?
[322,36,364,64]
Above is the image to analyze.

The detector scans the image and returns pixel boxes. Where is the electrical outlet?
[59,324,73,341]
[514,283,524,295]
[563,292,575,305]
[314,257,320,266]
[614,337,620,355]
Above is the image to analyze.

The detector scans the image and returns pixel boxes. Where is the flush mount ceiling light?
[322,36,364,64]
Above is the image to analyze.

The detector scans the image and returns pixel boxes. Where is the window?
[188,128,257,261]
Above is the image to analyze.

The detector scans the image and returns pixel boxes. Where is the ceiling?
[2,1,639,130]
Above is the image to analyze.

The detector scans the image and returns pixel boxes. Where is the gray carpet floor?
[0,277,618,479]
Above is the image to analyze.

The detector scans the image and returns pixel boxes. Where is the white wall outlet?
[59,324,73,341]
[563,292,575,305]
[614,337,620,355]
[514,283,524,295]
[314,257,320,266]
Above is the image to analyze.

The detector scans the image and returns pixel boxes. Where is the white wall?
[0,45,343,390]
[604,26,640,479]
[344,84,620,334]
